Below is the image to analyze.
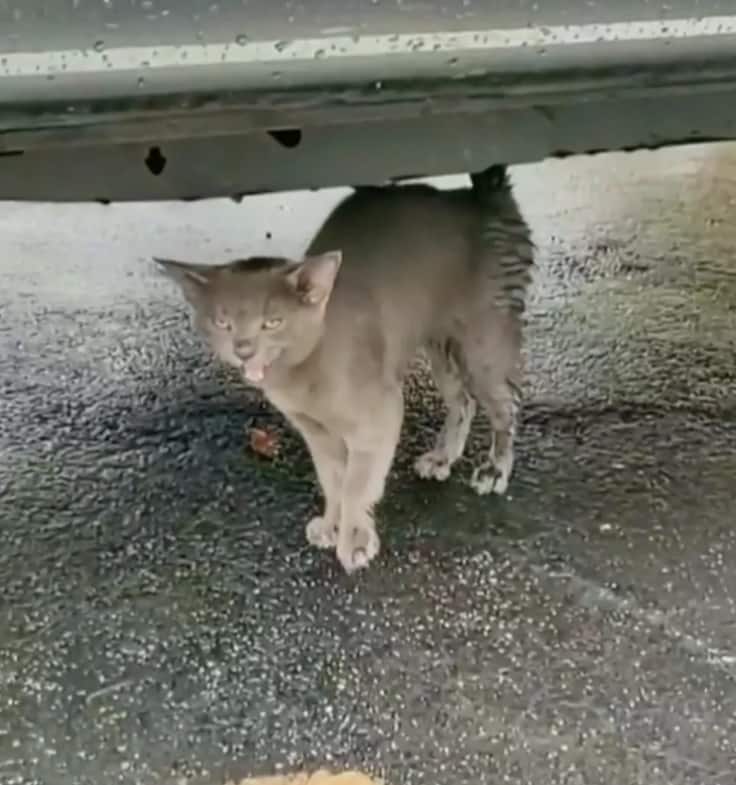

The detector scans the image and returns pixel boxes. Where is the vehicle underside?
[2,1,736,201]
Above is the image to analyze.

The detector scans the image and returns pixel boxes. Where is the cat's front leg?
[337,388,403,573]
[289,413,347,550]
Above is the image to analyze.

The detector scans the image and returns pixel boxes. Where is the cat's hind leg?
[469,380,519,496]
[414,338,476,482]
[462,316,523,497]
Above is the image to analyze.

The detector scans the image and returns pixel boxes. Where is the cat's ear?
[154,257,212,305]
[284,250,342,306]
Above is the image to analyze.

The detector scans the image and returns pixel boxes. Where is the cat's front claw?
[414,449,451,481]
[336,520,380,574]
[305,515,338,549]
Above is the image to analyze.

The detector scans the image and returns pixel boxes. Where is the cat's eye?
[262,317,283,330]
[213,314,231,330]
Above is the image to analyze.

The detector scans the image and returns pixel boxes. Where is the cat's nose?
[233,339,256,360]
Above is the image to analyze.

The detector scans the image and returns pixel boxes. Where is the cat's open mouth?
[242,359,270,384]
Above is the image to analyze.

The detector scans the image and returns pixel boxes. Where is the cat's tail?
[470,163,535,316]
[469,164,510,198]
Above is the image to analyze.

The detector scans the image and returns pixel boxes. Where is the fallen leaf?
[248,426,280,459]
[231,770,383,785]
[309,773,381,785]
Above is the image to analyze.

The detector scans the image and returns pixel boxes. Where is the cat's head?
[155,251,342,384]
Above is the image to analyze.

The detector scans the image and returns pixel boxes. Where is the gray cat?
[156,167,534,573]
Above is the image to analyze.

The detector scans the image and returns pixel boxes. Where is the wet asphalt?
[2,143,736,785]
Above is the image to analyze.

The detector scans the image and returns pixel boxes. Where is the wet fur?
[157,168,534,573]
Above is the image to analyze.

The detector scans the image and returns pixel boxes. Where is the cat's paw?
[470,462,510,496]
[414,449,451,481]
[305,516,338,549]
[336,521,380,574]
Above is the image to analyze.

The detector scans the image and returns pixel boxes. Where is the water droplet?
[274,40,290,53]
[235,33,248,46]
[314,49,326,59]
[93,40,105,52]
[271,71,282,80]
[447,57,459,66]
[141,0,154,8]
[374,80,382,90]
[137,76,145,88]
